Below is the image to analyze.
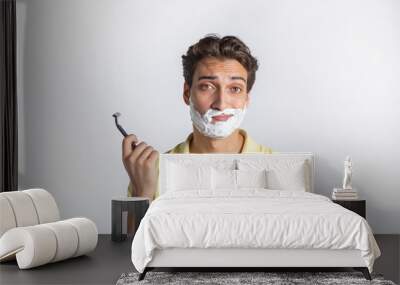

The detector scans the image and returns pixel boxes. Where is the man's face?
[184,57,249,124]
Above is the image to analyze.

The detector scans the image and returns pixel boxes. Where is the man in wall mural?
[122,34,272,202]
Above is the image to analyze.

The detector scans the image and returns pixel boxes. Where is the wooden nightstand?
[332,199,366,219]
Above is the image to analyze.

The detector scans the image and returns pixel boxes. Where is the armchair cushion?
[0,189,97,269]
[0,218,97,269]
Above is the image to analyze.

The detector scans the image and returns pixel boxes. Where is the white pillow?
[212,168,237,190]
[238,159,309,191]
[166,162,212,191]
[236,169,268,189]
[211,168,268,190]
[266,162,306,191]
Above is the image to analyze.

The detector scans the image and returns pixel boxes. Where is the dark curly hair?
[182,34,259,92]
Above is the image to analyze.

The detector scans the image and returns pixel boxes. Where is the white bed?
[131,153,381,280]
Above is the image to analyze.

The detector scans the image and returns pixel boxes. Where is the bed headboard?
[159,153,315,195]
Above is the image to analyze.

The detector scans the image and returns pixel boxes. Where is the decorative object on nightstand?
[342,155,353,190]
[332,199,366,219]
[111,197,149,242]
[332,187,359,200]
[332,155,359,200]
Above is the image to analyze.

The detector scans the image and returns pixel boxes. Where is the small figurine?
[342,155,353,190]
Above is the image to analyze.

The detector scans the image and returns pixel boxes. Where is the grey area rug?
[116,271,396,285]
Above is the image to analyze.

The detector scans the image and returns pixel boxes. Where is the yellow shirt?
[127,128,272,199]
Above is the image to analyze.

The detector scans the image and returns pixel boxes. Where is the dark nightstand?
[111,197,149,242]
[332,199,366,219]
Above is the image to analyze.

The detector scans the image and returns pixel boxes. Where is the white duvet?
[131,189,381,273]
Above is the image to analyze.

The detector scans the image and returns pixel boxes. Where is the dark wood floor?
[0,234,398,285]
[374,234,400,284]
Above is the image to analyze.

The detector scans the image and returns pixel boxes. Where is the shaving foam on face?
[189,96,247,139]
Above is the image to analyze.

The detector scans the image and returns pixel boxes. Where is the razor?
[112,112,128,137]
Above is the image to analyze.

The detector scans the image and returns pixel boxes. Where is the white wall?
[16,0,400,234]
